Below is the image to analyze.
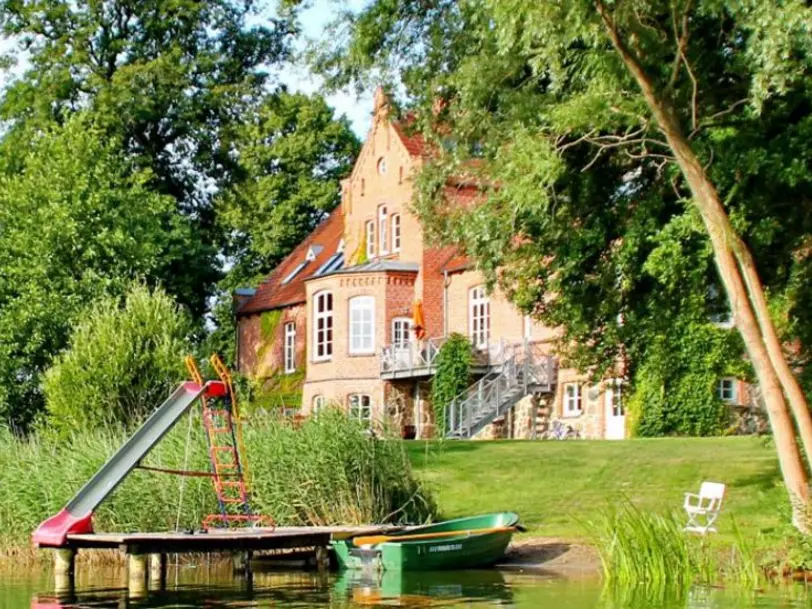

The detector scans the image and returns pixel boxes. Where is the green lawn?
[406,437,787,544]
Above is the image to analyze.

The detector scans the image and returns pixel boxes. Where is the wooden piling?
[149,553,168,589]
[232,550,253,576]
[314,545,330,571]
[127,553,148,598]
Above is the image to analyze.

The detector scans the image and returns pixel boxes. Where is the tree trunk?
[596,2,810,528]
[733,244,812,462]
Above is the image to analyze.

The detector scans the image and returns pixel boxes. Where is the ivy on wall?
[260,310,283,340]
[628,318,750,437]
[431,333,473,435]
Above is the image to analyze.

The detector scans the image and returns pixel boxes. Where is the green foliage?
[629,321,749,437]
[44,284,192,433]
[307,0,812,403]
[0,0,292,317]
[247,369,306,411]
[0,409,435,551]
[217,91,360,275]
[431,334,473,434]
[588,501,711,590]
[0,117,187,430]
[260,310,284,341]
[247,408,435,525]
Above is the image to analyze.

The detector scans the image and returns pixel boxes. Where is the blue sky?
[0,0,374,137]
[282,0,373,137]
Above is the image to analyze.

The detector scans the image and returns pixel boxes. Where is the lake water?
[1,564,809,608]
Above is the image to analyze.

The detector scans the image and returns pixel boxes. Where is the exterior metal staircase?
[445,341,556,439]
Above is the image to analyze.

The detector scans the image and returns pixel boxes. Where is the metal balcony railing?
[380,337,528,379]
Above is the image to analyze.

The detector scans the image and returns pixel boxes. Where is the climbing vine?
[260,310,283,340]
[628,317,750,437]
[431,333,473,435]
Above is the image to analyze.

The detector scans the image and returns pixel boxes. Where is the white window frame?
[365,220,375,259]
[349,296,375,355]
[718,378,737,404]
[391,213,401,252]
[392,317,412,347]
[607,378,624,416]
[469,285,490,350]
[349,393,372,425]
[564,383,583,417]
[378,205,388,255]
[313,291,333,361]
[284,322,296,374]
[312,395,325,417]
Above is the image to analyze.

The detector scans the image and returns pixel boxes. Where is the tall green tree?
[304,0,812,523]
[0,0,294,315]
[0,116,188,429]
[206,90,360,365]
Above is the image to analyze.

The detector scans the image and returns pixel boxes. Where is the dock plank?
[63,525,405,553]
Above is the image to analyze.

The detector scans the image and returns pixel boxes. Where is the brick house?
[234,88,748,439]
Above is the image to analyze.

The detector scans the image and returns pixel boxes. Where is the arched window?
[313,291,333,361]
[378,205,388,255]
[312,395,325,417]
[365,220,375,259]
[349,296,375,355]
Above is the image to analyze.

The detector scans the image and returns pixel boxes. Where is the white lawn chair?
[683,481,725,534]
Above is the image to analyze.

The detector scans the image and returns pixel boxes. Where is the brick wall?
[237,304,306,378]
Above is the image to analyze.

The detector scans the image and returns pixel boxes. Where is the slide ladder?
[185,356,265,529]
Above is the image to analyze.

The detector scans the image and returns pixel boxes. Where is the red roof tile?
[237,209,344,316]
[441,251,471,274]
[392,118,428,157]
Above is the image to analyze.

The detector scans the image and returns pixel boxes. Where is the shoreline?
[1,536,602,575]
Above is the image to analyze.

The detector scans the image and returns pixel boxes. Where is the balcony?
[379,337,525,380]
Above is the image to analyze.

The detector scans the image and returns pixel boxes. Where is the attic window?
[281,261,307,285]
[306,245,323,262]
[377,157,387,175]
[316,253,344,276]
[337,239,345,254]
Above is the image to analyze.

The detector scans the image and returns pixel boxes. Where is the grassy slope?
[406,437,786,544]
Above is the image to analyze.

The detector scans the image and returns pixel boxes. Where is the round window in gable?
[377,157,387,175]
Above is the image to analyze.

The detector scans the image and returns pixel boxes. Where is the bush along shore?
[0,409,436,558]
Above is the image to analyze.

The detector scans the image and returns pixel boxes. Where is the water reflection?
[6,563,810,608]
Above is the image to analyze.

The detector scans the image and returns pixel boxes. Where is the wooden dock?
[45,525,405,597]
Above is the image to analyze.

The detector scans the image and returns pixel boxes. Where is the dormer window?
[281,261,307,285]
[306,245,323,262]
[337,239,345,254]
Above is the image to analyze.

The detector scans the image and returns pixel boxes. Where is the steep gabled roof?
[392,118,427,158]
[237,209,344,316]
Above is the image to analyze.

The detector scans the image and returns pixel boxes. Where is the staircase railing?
[445,340,555,439]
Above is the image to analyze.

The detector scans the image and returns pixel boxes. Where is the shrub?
[431,333,473,434]
[43,283,192,432]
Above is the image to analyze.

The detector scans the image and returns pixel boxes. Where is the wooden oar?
[352,526,516,547]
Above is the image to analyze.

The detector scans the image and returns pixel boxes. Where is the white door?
[604,379,626,440]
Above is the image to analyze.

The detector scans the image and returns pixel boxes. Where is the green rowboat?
[332,512,521,571]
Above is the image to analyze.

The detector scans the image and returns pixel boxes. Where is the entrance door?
[604,379,626,440]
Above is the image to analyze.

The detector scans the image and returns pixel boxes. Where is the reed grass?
[587,500,764,592]
[0,409,435,557]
